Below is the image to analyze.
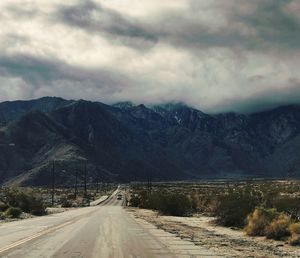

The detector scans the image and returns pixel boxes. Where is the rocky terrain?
[1,97,300,186]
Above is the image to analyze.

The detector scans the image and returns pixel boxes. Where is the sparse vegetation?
[0,183,116,221]
[5,207,22,218]
[60,195,73,208]
[213,188,261,227]
[130,190,192,216]
[265,213,291,240]
[0,202,9,212]
[2,188,46,216]
[245,207,279,236]
[245,207,293,240]
[289,223,300,245]
[129,180,300,245]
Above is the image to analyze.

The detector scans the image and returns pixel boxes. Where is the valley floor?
[127,208,300,258]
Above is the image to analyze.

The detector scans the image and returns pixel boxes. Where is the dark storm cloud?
[0,54,130,94]
[56,0,158,49]
[1,0,300,113]
[231,0,300,50]
[55,0,300,53]
[155,0,300,52]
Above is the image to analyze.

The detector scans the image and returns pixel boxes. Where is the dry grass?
[245,207,279,236]
[265,214,291,240]
[289,223,300,246]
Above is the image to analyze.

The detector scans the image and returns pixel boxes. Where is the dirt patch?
[127,208,300,258]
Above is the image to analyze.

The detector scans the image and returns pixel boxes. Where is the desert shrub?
[129,194,141,207]
[5,207,22,218]
[214,190,261,227]
[196,196,211,212]
[160,193,192,216]
[190,194,199,211]
[0,212,7,220]
[273,197,300,221]
[80,198,90,207]
[130,191,192,216]
[260,187,280,207]
[144,192,165,211]
[28,198,46,215]
[289,223,300,245]
[129,180,300,228]
[265,213,291,240]
[3,188,46,216]
[60,196,72,208]
[133,191,160,210]
[245,207,279,236]
[0,202,9,212]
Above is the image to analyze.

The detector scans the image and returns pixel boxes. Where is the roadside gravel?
[127,208,300,258]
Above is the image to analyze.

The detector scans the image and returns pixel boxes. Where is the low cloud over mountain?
[0,0,300,113]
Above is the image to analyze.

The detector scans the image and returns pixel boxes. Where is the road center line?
[0,187,120,255]
[0,220,75,254]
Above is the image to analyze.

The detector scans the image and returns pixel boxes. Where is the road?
[0,189,217,258]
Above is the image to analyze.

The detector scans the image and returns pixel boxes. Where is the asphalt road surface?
[0,189,217,258]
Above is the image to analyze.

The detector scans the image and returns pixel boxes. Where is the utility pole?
[150,170,152,191]
[95,167,100,193]
[103,179,106,192]
[147,170,152,193]
[74,170,78,199]
[84,161,87,197]
[96,175,100,193]
[51,160,55,206]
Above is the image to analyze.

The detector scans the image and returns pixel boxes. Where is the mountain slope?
[1,98,300,186]
[0,96,72,125]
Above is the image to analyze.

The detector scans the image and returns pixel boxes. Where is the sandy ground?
[127,208,300,258]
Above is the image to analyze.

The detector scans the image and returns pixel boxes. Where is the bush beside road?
[129,180,300,246]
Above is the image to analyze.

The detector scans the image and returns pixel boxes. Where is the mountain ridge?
[1,97,300,186]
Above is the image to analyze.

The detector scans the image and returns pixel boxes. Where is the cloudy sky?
[0,0,299,113]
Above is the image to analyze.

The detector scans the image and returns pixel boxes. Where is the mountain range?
[0,97,300,186]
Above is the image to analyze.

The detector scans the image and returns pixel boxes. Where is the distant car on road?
[117,194,122,200]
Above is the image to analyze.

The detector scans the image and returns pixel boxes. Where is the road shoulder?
[126,207,300,258]
[126,207,221,257]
